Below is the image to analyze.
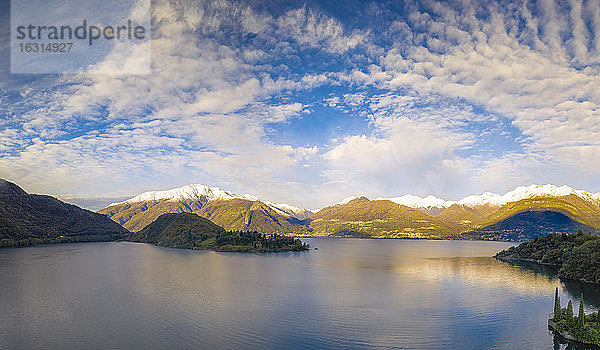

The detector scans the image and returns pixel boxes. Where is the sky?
[1,0,600,211]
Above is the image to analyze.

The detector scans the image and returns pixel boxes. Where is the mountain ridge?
[378,184,600,210]
[109,183,312,220]
[98,182,600,240]
[100,196,313,234]
[106,183,600,218]
[310,195,600,240]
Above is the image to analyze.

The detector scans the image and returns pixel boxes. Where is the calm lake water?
[1,239,598,349]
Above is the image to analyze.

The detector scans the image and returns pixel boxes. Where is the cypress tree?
[554,287,561,321]
[567,300,574,325]
[579,293,585,327]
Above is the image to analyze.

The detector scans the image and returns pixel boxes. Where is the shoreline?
[299,235,521,243]
[493,233,600,286]
[494,256,561,267]
[494,257,600,286]
[548,318,600,349]
[1,236,520,250]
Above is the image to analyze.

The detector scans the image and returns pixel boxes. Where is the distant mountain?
[0,179,128,248]
[308,197,454,238]
[378,185,600,211]
[377,194,454,211]
[375,194,451,216]
[110,184,313,219]
[131,212,308,252]
[99,183,600,241]
[471,194,600,227]
[310,186,600,240]
[436,203,499,231]
[99,184,312,234]
[462,210,600,241]
[455,185,600,207]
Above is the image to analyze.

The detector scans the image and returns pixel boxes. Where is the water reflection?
[395,257,561,295]
[0,239,598,349]
[504,259,600,309]
[553,334,600,350]
[502,259,600,350]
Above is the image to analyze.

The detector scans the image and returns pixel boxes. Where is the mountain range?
[5,176,598,247]
[99,184,313,234]
[99,183,600,241]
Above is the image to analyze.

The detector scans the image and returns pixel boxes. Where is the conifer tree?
[579,293,585,327]
[567,300,574,325]
[554,287,561,321]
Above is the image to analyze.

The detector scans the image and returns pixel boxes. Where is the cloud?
[350,0,600,194]
[321,91,479,197]
[0,0,338,207]
[277,7,368,54]
[2,0,600,209]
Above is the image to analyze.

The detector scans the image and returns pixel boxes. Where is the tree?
[567,300,574,326]
[561,240,600,284]
[578,293,585,327]
[554,287,561,321]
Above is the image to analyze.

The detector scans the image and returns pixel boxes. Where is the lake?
[0,238,598,349]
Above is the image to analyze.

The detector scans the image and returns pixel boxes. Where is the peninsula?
[129,212,309,252]
[495,231,600,284]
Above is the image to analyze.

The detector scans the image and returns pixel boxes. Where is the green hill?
[0,179,129,248]
[131,213,309,252]
[130,212,226,247]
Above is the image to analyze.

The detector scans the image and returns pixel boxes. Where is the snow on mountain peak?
[122,184,257,203]
[378,184,600,209]
[457,184,595,206]
[111,183,599,217]
[111,184,311,218]
[261,201,313,220]
[335,196,359,205]
[377,194,452,208]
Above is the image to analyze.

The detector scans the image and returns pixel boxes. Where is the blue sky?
[1,0,600,210]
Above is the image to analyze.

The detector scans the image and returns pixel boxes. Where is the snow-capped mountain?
[261,201,313,220]
[335,196,360,205]
[377,184,600,209]
[109,183,599,223]
[100,183,600,239]
[112,184,312,219]
[455,184,600,207]
[117,184,258,204]
[457,184,600,207]
[376,194,453,209]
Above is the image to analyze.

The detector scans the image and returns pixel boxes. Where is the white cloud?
[277,7,367,54]
[322,99,475,197]
[0,0,336,207]
[3,0,600,209]
[357,0,600,194]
